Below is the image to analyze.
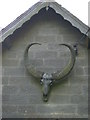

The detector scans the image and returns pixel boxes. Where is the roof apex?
[0,1,90,42]
[40,0,55,2]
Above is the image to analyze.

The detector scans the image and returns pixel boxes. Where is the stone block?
[47,43,63,50]
[28,59,43,67]
[2,59,19,67]
[49,95,70,104]
[52,84,82,95]
[17,105,36,115]
[44,58,65,68]
[69,76,88,85]
[2,94,10,105]
[2,85,19,95]
[2,105,18,115]
[56,35,63,43]
[34,35,56,43]
[84,66,88,75]
[3,94,43,105]
[82,85,88,95]
[8,76,33,86]
[35,51,57,59]
[37,104,76,114]
[77,104,88,116]
[3,67,26,77]
[70,95,88,104]
[3,94,30,105]
[2,76,9,85]
[36,66,55,73]
[75,67,85,76]
[19,84,41,95]
[38,27,60,35]
[63,34,77,42]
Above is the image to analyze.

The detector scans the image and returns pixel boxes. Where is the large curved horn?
[52,43,76,81]
[24,43,44,79]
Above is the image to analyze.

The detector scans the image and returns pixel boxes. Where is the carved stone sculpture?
[24,43,76,102]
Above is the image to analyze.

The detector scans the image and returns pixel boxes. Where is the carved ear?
[52,44,76,81]
[24,43,44,79]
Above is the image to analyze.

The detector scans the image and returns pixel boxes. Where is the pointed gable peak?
[1,0,89,41]
[40,0,55,2]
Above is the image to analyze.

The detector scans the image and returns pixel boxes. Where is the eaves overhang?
[0,1,90,42]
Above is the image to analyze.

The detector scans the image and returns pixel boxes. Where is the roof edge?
[0,1,90,42]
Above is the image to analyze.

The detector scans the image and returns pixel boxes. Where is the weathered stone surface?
[2,6,88,118]
[70,95,88,104]
[2,105,18,115]
[36,104,77,114]
[77,104,88,116]
[2,85,19,95]
[35,51,57,59]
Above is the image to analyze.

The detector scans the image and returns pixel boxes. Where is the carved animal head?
[40,73,53,102]
[24,43,76,102]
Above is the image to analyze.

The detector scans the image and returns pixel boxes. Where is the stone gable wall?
[2,8,88,118]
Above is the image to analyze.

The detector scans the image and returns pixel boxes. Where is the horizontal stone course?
[2,85,19,95]
[2,59,19,67]
[44,58,65,68]
[8,76,34,85]
[19,85,41,95]
[27,59,44,67]
[36,104,77,114]
[47,43,64,50]
[77,104,88,116]
[2,105,18,114]
[3,67,26,77]
[82,85,88,95]
[84,66,88,75]
[70,95,88,104]
[75,58,88,67]
[34,35,56,43]
[38,27,60,35]
[2,51,17,59]
[68,76,88,85]
[2,94,43,105]
[36,66,58,73]
[51,84,82,95]
[35,50,57,59]
[2,8,88,118]
[75,67,85,76]
[2,76,9,85]
[17,105,37,115]
[49,95,70,104]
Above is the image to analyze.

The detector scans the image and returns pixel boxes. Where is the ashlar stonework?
[1,1,89,118]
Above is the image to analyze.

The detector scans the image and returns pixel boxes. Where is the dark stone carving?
[24,43,76,102]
